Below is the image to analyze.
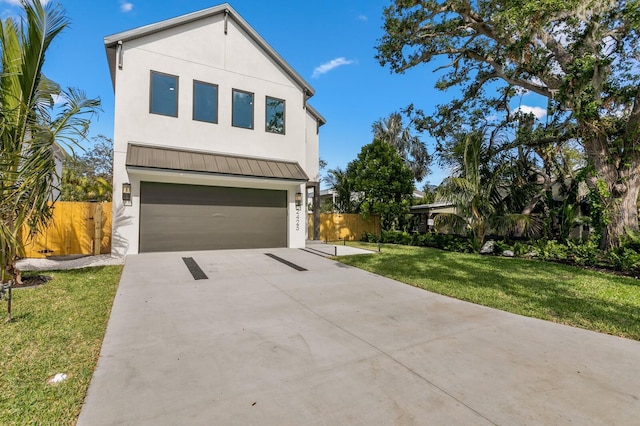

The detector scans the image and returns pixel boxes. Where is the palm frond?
[491,214,542,238]
[433,212,468,235]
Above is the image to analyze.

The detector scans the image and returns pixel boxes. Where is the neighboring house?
[412,189,425,200]
[319,188,337,207]
[104,4,325,255]
[412,180,591,238]
[410,201,456,233]
[320,188,425,211]
[51,142,69,201]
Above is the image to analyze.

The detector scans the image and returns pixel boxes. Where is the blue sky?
[2,0,546,187]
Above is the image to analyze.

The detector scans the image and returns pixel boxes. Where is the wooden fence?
[308,213,380,242]
[22,202,112,259]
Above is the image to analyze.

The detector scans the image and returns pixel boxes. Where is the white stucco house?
[104,3,324,255]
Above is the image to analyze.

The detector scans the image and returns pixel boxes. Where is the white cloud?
[515,105,547,119]
[357,14,368,22]
[312,57,355,78]
[120,0,133,13]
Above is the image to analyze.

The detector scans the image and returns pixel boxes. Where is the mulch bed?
[12,274,52,289]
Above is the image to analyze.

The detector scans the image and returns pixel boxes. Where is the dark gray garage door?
[139,182,287,252]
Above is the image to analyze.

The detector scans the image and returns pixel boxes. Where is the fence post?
[93,203,102,256]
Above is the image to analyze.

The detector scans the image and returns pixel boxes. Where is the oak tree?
[376,0,640,249]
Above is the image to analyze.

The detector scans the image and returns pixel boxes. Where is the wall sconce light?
[122,183,132,204]
[295,192,303,210]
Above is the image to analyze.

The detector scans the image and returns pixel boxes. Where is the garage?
[139,182,287,252]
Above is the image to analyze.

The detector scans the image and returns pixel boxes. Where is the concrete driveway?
[78,249,640,425]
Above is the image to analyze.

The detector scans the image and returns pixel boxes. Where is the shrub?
[567,239,600,266]
[492,240,510,255]
[380,230,412,245]
[512,241,536,257]
[533,240,568,261]
[606,248,640,273]
[362,232,379,243]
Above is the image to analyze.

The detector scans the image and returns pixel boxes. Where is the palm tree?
[372,112,430,182]
[435,131,539,251]
[0,1,100,321]
[324,167,356,213]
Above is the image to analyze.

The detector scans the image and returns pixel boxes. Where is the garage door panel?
[139,182,287,252]
[141,183,286,208]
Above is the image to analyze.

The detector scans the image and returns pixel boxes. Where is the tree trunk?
[600,178,640,250]
[592,148,640,250]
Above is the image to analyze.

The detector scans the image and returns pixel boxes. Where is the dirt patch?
[13,274,52,289]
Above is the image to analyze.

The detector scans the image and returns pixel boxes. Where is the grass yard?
[0,266,122,425]
[340,242,640,340]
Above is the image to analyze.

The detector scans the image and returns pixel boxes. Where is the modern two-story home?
[104,3,324,255]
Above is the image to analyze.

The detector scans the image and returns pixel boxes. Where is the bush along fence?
[369,229,640,276]
[308,213,381,243]
[21,202,112,258]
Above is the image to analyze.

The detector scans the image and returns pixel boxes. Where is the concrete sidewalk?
[78,249,640,425]
[16,254,124,271]
[305,240,377,257]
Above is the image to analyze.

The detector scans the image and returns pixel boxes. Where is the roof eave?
[306,104,326,126]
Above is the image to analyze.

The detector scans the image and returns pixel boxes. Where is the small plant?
[606,247,640,273]
[533,240,569,260]
[491,240,508,255]
[567,238,600,266]
[362,232,380,243]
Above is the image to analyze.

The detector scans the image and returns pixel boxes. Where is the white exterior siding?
[108,5,322,256]
[305,110,320,183]
[113,17,306,161]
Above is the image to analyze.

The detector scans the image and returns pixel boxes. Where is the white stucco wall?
[110,12,319,255]
[305,110,320,183]
[112,16,307,162]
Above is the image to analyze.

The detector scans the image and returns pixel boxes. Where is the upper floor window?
[150,71,178,117]
[193,80,218,123]
[265,96,285,134]
[232,89,254,129]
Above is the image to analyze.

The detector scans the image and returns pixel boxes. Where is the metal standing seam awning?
[125,143,309,182]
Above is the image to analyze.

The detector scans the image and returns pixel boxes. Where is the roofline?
[104,3,315,97]
[52,141,70,160]
[411,202,455,210]
[306,103,326,127]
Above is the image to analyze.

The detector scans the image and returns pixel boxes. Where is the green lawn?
[340,242,640,340]
[0,266,122,425]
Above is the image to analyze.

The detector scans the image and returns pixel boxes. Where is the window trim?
[192,80,219,124]
[265,96,286,135]
[231,88,254,130]
[149,70,179,117]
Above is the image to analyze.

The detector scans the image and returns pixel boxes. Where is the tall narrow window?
[193,81,218,123]
[265,96,285,134]
[150,71,178,117]
[232,89,254,129]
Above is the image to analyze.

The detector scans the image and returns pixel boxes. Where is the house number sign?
[295,209,300,231]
